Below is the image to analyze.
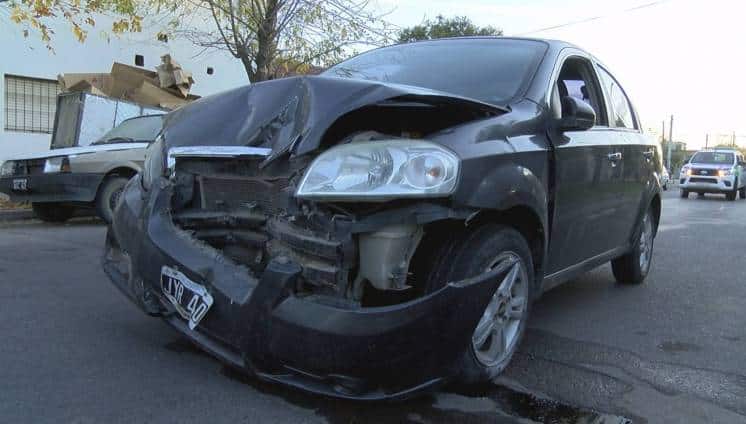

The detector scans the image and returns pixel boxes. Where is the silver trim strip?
[167,146,271,170]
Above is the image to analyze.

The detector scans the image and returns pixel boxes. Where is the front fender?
[458,163,548,231]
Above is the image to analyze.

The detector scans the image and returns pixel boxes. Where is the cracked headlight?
[142,134,166,191]
[1,161,16,177]
[43,156,70,173]
[296,140,459,201]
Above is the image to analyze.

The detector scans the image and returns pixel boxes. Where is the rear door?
[545,53,623,275]
[595,65,654,246]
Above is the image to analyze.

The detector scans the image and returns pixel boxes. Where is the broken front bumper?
[103,176,506,400]
[0,173,104,203]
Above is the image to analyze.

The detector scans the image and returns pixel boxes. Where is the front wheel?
[612,208,655,285]
[739,185,746,199]
[726,178,738,201]
[680,190,689,198]
[424,224,534,383]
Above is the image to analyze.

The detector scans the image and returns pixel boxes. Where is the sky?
[376,0,746,149]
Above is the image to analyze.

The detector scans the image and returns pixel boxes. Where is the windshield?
[690,151,734,165]
[92,115,164,145]
[322,38,547,105]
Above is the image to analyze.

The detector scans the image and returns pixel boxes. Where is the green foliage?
[398,15,501,43]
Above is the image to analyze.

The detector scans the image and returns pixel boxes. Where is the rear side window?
[597,67,637,130]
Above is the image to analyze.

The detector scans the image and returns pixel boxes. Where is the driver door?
[545,54,624,275]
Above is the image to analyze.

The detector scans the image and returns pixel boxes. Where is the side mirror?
[559,96,596,131]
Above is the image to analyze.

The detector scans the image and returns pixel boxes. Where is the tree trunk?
[252,0,280,82]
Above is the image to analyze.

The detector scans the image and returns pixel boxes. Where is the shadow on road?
[164,338,631,424]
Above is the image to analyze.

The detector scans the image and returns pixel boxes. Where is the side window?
[597,67,637,130]
[552,57,608,126]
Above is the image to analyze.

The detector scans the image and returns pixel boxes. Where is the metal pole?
[667,115,673,170]
[705,133,709,149]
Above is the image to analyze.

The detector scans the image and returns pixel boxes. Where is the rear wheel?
[680,190,689,198]
[96,177,129,224]
[612,208,655,285]
[32,202,74,223]
[424,224,534,383]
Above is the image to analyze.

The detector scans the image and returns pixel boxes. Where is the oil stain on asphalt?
[165,337,631,424]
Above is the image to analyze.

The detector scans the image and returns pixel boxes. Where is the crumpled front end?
[102,75,515,399]
[103,172,511,399]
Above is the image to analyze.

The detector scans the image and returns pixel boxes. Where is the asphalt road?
[1,189,745,423]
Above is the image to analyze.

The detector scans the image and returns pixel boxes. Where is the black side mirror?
[559,96,596,131]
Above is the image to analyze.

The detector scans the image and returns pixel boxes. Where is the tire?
[726,178,738,201]
[739,185,746,199]
[96,177,129,224]
[680,190,688,198]
[612,208,655,285]
[424,224,534,384]
[32,202,74,223]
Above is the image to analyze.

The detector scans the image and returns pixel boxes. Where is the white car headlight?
[0,161,15,177]
[43,157,70,173]
[296,140,459,201]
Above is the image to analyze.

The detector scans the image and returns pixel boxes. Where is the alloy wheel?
[471,252,529,367]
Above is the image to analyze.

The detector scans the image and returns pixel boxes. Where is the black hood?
[162,76,505,160]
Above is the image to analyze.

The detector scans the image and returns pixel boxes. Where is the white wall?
[0,16,249,163]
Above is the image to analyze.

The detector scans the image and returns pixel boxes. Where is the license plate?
[12,178,28,191]
[160,266,213,330]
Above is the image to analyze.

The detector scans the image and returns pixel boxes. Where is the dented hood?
[161,75,505,159]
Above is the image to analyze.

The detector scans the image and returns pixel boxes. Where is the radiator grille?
[690,168,718,177]
[198,175,290,215]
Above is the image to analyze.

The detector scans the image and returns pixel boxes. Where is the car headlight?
[681,166,690,176]
[43,157,70,173]
[296,140,460,201]
[718,169,732,177]
[142,134,166,190]
[0,161,16,177]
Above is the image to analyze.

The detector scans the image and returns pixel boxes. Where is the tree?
[398,15,501,43]
[4,0,392,82]
[163,0,394,82]
[4,0,143,47]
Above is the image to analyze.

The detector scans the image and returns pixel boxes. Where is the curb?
[0,209,34,222]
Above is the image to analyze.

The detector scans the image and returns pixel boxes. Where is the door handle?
[607,152,623,161]
[643,150,655,160]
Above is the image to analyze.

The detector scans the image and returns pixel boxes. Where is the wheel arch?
[650,193,661,235]
[465,205,547,296]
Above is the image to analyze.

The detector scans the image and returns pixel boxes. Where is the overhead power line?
[516,0,672,36]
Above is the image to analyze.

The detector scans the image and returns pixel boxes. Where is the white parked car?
[0,115,163,222]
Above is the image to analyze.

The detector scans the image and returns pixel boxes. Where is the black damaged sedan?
[104,37,662,399]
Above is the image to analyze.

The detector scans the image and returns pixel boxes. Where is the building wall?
[1,17,249,163]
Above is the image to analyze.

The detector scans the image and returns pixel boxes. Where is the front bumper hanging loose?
[102,177,508,400]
